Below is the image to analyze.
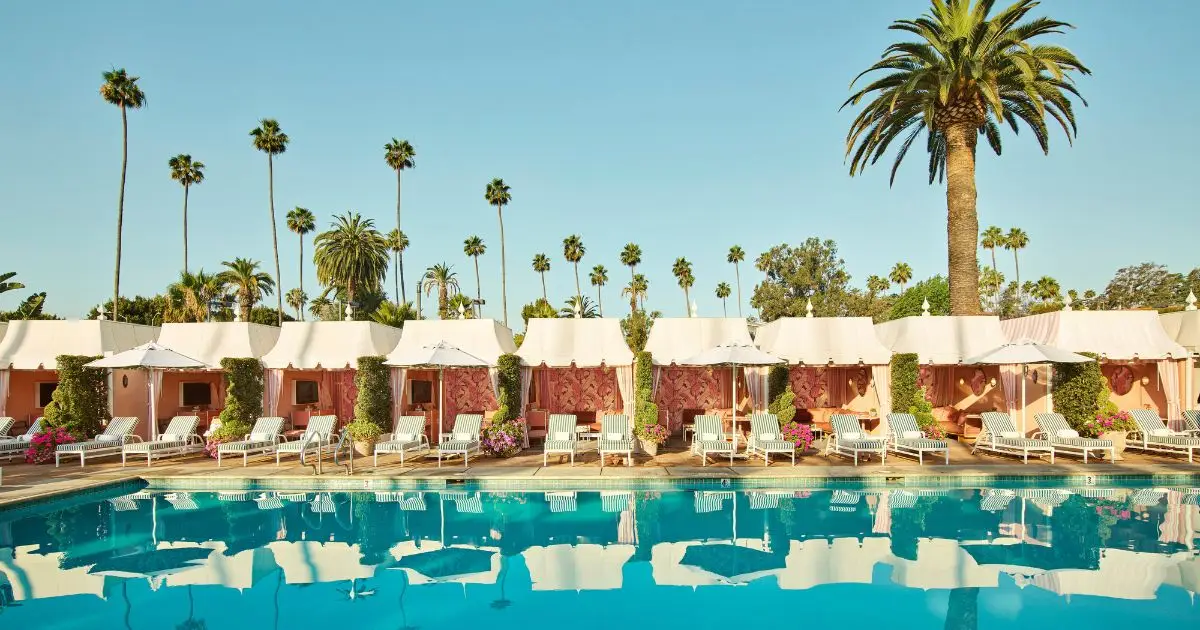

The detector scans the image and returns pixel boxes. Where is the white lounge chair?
[122,416,202,467]
[276,415,338,465]
[979,489,1016,512]
[165,492,199,511]
[748,413,795,466]
[1181,410,1199,436]
[598,414,633,467]
[600,491,633,513]
[442,491,483,513]
[973,412,1055,464]
[438,414,483,468]
[692,414,735,466]
[0,418,43,461]
[546,491,577,513]
[1033,413,1114,463]
[694,491,733,513]
[0,417,14,438]
[543,414,579,466]
[55,416,140,467]
[886,413,949,465]
[1128,409,1200,463]
[216,416,285,467]
[374,415,430,466]
[826,414,886,466]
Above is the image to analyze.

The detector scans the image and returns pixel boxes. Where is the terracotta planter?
[352,439,375,458]
[638,439,660,457]
[1100,431,1128,461]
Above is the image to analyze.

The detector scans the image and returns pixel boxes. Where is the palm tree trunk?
[473,256,482,317]
[722,298,727,317]
[498,206,508,327]
[439,285,448,319]
[683,287,690,317]
[540,272,547,301]
[113,104,128,321]
[944,123,982,315]
[396,170,406,303]
[573,263,581,307]
[297,234,305,321]
[1013,251,1022,302]
[989,248,996,274]
[182,184,189,275]
[267,154,283,325]
[596,285,603,317]
[734,262,742,317]
[240,289,251,323]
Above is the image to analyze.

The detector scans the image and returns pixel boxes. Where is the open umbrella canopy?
[679,343,782,366]
[85,341,207,369]
[88,547,212,579]
[384,341,489,368]
[394,546,496,581]
[964,342,1092,365]
[679,543,785,582]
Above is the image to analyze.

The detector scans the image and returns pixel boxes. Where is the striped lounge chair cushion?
[1147,435,1200,446]
[994,437,1052,448]
[748,493,781,510]
[838,438,886,450]
[1054,437,1113,448]
[601,493,631,513]
[600,439,633,450]
[0,440,30,453]
[694,492,732,513]
[219,439,274,452]
[893,437,949,450]
[543,439,576,452]
[440,439,477,451]
[125,439,186,452]
[58,438,126,452]
[377,438,422,452]
[755,439,795,451]
[256,496,284,510]
[696,439,734,452]
[399,494,427,511]
[887,492,918,510]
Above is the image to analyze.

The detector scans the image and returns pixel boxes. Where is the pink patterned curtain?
[443,368,498,422]
[790,367,828,408]
[918,366,954,406]
[333,369,357,424]
[545,367,619,414]
[654,366,726,431]
[826,368,849,408]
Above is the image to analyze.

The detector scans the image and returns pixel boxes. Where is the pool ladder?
[296,428,356,476]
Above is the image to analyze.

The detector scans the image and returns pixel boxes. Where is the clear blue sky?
[2,0,1197,324]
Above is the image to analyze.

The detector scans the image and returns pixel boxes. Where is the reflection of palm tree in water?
[273,572,283,630]
[176,585,207,630]
[491,555,512,611]
[944,587,978,630]
[397,571,418,630]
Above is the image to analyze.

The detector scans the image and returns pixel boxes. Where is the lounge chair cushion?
[453,432,474,441]
[759,433,776,441]
[894,437,948,450]
[250,432,274,442]
[161,433,182,442]
[544,439,575,451]
[1150,428,1172,437]
[698,439,734,451]
[553,431,570,441]
[97,434,122,443]
[1055,429,1079,439]
[395,433,416,442]
[841,431,861,440]
[606,432,623,441]
[999,431,1020,439]
[902,430,922,439]
[701,432,719,441]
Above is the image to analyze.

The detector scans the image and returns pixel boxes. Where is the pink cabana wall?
[655,366,736,432]
[158,371,225,423]
[534,366,623,416]
[785,366,882,432]
[3,369,57,426]
[275,369,357,429]
[2,368,150,438]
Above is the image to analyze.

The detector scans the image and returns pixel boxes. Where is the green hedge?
[633,351,660,439]
[890,353,919,414]
[493,353,522,422]
[43,354,110,439]
[354,356,392,431]
[215,358,264,439]
[767,365,789,403]
[1052,352,1105,431]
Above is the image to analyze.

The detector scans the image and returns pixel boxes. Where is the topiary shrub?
[767,365,790,404]
[1052,352,1105,432]
[492,353,522,423]
[890,353,919,415]
[43,355,110,439]
[633,351,661,441]
[768,385,797,426]
[353,356,391,432]
[908,387,935,429]
[213,357,264,442]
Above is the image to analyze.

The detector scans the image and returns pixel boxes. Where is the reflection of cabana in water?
[777,537,892,590]
[0,545,110,602]
[755,317,893,434]
[1160,309,1200,414]
[389,541,500,585]
[1013,549,1195,600]
[261,321,402,430]
[874,315,1009,437]
[162,543,278,591]
[267,541,378,585]
[644,318,753,434]
[887,538,1000,590]
[523,544,635,590]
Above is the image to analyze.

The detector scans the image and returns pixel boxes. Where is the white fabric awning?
[755,317,892,365]
[86,341,208,369]
[261,321,402,369]
[1160,310,1200,354]
[1002,310,1187,360]
[874,316,1008,365]
[777,537,892,590]
[887,538,1000,589]
[679,342,782,366]
[156,322,281,368]
[523,544,635,591]
[268,541,378,584]
[644,318,752,365]
[0,545,110,601]
[385,341,488,368]
[516,318,633,367]
[1014,549,1191,600]
[964,342,1091,365]
[0,320,159,369]
[385,319,516,366]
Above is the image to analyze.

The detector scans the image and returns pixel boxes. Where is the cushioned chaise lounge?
[276,415,338,465]
[692,414,735,466]
[0,418,43,461]
[374,415,429,466]
[748,413,795,466]
[1128,409,1200,463]
[886,413,949,465]
[122,416,202,467]
[1033,412,1113,463]
[216,416,285,467]
[973,412,1054,464]
[598,414,633,467]
[827,414,887,466]
[542,414,579,466]
[438,414,482,468]
[55,416,140,467]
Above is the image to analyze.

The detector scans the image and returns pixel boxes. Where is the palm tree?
[100,68,146,321]
[560,296,598,318]
[370,300,416,328]
[286,207,316,320]
[727,246,745,317]
[890,262,913,294]
[715,282,732,316]
[590,265,608,316]
[0,272,26,297]
[384,139,416,301]
[1033,276,1060,304]
[168,154,205,274]
[672,257,694,317]
[531,254,551,301]
[620,243,642,285]
[463,236,486,317]
[447,294,475,318]
[218,258,276,322]
[313,213,390,307]
[866,275,890,301]
[485,178,512,327]
[622,274,648,315]
[842,0,1089,315]
[562,235,586,307]
[423,263,460,319]
[165,270,227,323]
[308,295,333,320]
[1004,227,1029,300]
[386,228,409,307]
[285,288,307,320]
[980,226,1004,274]
[250,119,290,325]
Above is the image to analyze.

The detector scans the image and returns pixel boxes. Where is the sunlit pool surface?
[2,485,1198,628]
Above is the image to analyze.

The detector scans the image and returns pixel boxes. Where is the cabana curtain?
[149,369,163,429]
[745,366,769,412]
[615,365,634,416]
[0,369,8,416]
[871,365,891,424]
[999,365,1020,416]
[265,369,284,417]
[390,367,407,420]
[1158,360,1181,422]
[520,367,532,413]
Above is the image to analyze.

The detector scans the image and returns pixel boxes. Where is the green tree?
[0,272,26,298]
[384,139,416,302]
[0,292,57,321]
[285,288,307,320]
[980,226,1004,274]
[1004,227,1029,300]
[309,294,334,321]
[86,295,167,326]
[447,293,476,318]
[620,243,642,285]
[621,309,658,353]
[1096,263,1185,310]
[590,265,608,317]
[286,207,316,320]
[727,245,745,317]
[423,263,460,319]
[43,355,110,439]
[532,253,551,301]
[370,300,417,328]
[485,178,512,327]
[672,257,695,317]
[715,282,732,317]
[560,296,598,319]
[165,270,228,323]
[889,262,913,293]
[623,274,648,314]
[1032,275,1061,304]
[562,235,586,307]
[250,118,290,325]
[843,0,1088,315]
[387,228,409,307]
[168,154,205,274]
[313,213,390,307]
[218,258,275,322]
[866,275,890,302]
[886,276,951,321]
[464,235,486,317]
[979,266,1005,310]
[521,298,558,327]
[100,68,146,321]
[751,239,852,321]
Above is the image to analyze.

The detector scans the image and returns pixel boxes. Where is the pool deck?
[1,439,1197,508]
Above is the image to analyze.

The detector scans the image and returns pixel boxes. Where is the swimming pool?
[1,484,1197,628]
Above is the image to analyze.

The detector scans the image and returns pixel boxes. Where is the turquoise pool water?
[1,485,1198,628]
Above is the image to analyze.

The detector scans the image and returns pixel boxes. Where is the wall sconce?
[121,375,129,388]
[989,378,997,387]
[1140,375,1150,386]
[958,378,966,386]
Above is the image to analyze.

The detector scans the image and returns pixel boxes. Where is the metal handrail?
[332,428,354,475]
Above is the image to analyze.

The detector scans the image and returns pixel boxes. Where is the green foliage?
[370,301,417,328]
[218,358,264,433]
[1052,353,1105,431]
[559,296,598,318]
[767,385,796,425]
[890,353,920,415]
[0,292,60,321]
[621,309,656,353]
[346,418,384,442]
[749,238,855,321]
[633,351,661,440]
[521,298,557,327]
[885,276,950,321]
[314,212,391,304]
[86,295,166,325]
[767,365,790,403]
[42,355,110,439]
[492,353,522,423]
[248,306,294,325]
[353,356,392,431]
[908,387,935,430]
[1095,262,1192,310]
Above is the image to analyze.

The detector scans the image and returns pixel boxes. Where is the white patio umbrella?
[384,341,489,442]
[87,342,208,440]
[964,342,1091,432]
[680,343,783,454]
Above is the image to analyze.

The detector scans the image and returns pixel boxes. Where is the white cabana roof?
[644,318,751,365]
[0,545,110,601]
[260,321,402,369]
[1001,310,1187,360]
[777,537,892,590]
[0,320,159,370]
[386,319,516,366]
[1014,549,1191,600]
[156,322,281,368]
[755,317,892,365]
[887,538,999,590]
[1160,310,1200,354]
[523,544,635,591]
[268,541,378,585]
[873,316,1008,365]
[517,318,633,367]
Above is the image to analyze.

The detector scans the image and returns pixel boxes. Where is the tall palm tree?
[250,119,290,325]
[463,236,486,317]
[218,258,276,322]
[727,246,745,317]
[308,295,333,321]
[285,288,307,320]
[423,263,460,319]
[622,274,648,315]
[590,265,608,317]
[890,262,913,294]
[168,154,205,274]
[672,257,694,317]
[485,179,512,327]
[386,228,409,307]
[1004,227,1029,300]
[561,296,599,318]
[843,0,1088,315]
[562,235,586,306]
[286,207,315,320]
[531,254,551,301]
[313,213,390,308]
[620,243,642,285]
[715,282,732,317]
[100,68,146,320]
[1033,275,1060,304]
[165,270,227,323]
[384,139,416,301]
[866,275,890,301]
[980,226,1004,274]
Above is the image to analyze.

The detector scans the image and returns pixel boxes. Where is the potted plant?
[781,421,815,454]
[24,426,75,465]
[635,423,669,457]
[346,418,383,458]
[1079,410,1137,461]
[482,420,524,458]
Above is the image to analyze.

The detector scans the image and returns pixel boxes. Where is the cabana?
[874,316,1009,437]
[1160,309,1199,413]
[385,319,516,440]
[0,320,158,436]
[516,318,634,438]
[644,317,753,434]
[755,317,893,435]
[1002,310,1189,422]
[260,321,402,430]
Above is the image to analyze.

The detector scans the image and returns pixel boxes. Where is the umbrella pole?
[732,364,738,452]
[1021,366,1027,434]
[439,368,444,442]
